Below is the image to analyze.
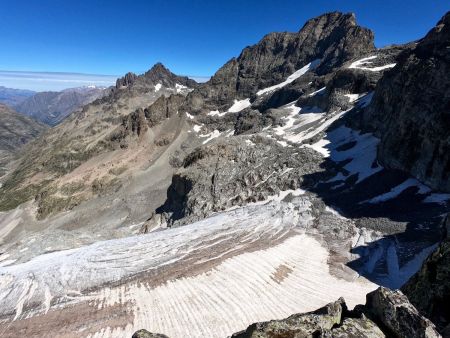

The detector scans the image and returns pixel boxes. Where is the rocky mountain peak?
[195,11,374,106]
[115,63,197,93]
[298,11,357,33]
[116,72,138,88]
[144,62,171,77]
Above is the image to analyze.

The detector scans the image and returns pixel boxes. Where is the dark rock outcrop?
[157,136,322,225]
[231,287,439,338]
[132,329,169,338]
[132,288,440,338]
[403,237,450,335]
[116,72,138,88]
[115,63,197,93]
[365,287,441,338]
[358,11,450,192]
[231,298,355,337]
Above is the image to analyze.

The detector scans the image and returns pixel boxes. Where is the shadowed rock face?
[359,11,450,192]
[192,12,374,107]
[403,234,450,335]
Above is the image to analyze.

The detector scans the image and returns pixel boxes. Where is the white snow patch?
[245,139,255,147]
[380,243,438,289]
[257,59,321,96]
[361,178,431,204]
[207,98,251,117]
[328,126,382,183]
[308,87,326,97]
[154,83,162,92]
[208,110,226,117]
[423,193,450,205]
[175,83,188,93]
[201,130,221,144]
[349,56,396,72]
[324,206,346,219]
[345,93,364,103]
[228,98,251,113]
[225,129,234,137]
[185,112,195,120]
[304,139,331,157]
[0,259,16,267]
[193,125,202,133]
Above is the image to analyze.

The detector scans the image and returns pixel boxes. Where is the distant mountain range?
[0,103,46,177]
[13,86,108,126]
[0,86,35,106]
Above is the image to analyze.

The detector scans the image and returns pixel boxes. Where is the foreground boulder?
[132,329,169,338]
[231,298,383,338]
[366,287,441,338]
[132,287,440,338]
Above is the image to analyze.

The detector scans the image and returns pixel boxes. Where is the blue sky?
[0,0,448,90]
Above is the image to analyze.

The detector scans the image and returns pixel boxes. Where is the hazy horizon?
[0,70,210,92]
[1,0,447,88]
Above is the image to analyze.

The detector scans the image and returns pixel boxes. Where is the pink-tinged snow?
[257,59,321,96]
[0,201,376,338]
[348,56,396,72]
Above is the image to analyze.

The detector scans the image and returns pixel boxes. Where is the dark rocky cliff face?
[403,229,450,335]
[192,12,374,107]
[359,11,450,192]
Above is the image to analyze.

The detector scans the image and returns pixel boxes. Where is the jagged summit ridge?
[116,62,197,90]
